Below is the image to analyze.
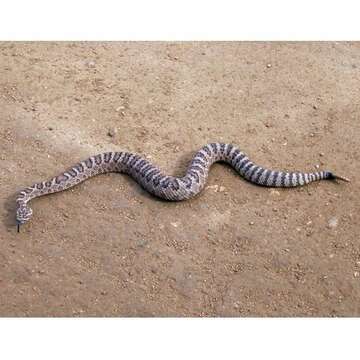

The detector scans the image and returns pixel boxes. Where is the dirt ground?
[0,42,359,317]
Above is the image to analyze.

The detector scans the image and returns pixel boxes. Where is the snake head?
[16,204,33,225]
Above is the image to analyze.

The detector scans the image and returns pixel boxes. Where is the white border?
[0,0,360,40]
[0,318,359,360]
[1,1,360,359]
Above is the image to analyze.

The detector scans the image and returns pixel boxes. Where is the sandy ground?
[0,42,359,317]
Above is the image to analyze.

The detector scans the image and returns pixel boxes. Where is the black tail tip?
[326,172,350,182]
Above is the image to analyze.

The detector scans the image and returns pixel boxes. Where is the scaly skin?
[15,143,350,231]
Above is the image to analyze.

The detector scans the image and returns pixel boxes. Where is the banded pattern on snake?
[16,143,349,231]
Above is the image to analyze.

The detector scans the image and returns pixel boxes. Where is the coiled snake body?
[16,143,349,231]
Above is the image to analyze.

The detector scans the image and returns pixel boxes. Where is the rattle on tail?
[16,143,350,232]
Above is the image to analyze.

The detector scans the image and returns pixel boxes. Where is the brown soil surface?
[0,42,359,316]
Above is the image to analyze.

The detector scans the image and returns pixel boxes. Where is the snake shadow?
[3,191,18,230]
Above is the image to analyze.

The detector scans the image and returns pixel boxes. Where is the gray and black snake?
[16,143,349,231]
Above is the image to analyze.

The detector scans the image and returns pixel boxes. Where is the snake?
[15,142,349,232]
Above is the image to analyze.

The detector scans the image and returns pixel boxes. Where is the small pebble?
[312,105,318,110]
[270,189,280,197]
[48,126,53,131]
[206,185,219,192]
[354,272,359,278]
[249,221,255,226]
[107,128,117,137]
[100,290,107,295]
[328,217,338,229]
[116,106,125,112]
[137,239,148,247]
[314,164,320,169]
[266,63,272,68]
[87,60,96,68]
[319,152,324,157]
